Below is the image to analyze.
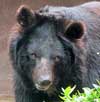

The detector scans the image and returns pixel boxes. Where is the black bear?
[9,2,100,102]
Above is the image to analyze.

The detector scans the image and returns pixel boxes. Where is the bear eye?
[30,53,37,59]
[54,56,61,62]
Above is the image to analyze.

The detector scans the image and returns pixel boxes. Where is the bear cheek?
[31,58,55,91]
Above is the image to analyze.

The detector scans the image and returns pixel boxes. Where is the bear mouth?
[35,83,57,95]
[35,83,52,91]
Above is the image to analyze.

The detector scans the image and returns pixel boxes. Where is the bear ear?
[16,5,34,27]
[64,21,85,40]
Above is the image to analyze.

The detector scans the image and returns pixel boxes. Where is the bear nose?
[39,80,51,86]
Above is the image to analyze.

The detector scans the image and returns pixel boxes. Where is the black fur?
[9,2,100,102]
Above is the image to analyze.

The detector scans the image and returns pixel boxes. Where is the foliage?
[60,81,100,102]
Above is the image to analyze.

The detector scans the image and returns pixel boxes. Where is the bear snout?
[33,58,54,91]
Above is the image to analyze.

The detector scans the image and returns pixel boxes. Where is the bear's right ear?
[16,5,35,27]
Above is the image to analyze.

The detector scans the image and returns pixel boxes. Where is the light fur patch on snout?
[32,58,54,90]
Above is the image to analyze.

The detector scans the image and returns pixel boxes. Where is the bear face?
[16,20,68,93]
[10,5,85,94]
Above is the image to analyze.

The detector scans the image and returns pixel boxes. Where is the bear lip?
[35,83,52,91]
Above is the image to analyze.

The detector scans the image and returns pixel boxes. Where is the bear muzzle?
[33,58,54,91]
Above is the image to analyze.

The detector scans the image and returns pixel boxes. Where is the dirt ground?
[0,0,97,98]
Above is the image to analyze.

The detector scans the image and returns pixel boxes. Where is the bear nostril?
[40,80,51,86]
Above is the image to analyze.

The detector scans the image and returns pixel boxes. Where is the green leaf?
[59,81,100,102]
[82,87,91,96]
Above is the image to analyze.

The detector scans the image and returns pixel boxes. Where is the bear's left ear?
[64,21,85,40]
[16,5,35,27]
